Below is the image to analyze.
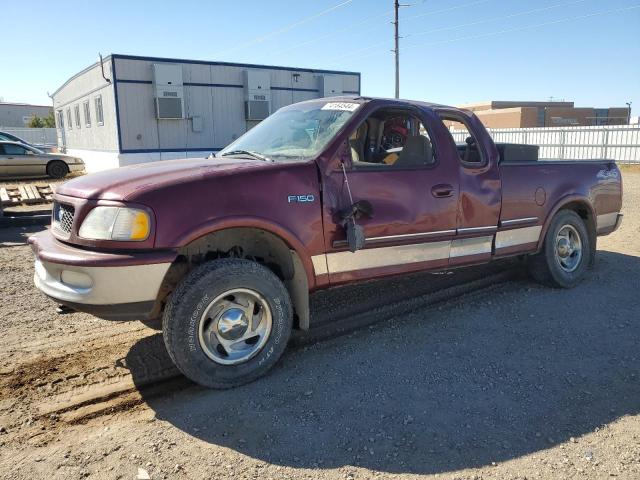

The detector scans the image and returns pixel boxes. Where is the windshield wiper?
[220,150,272,162]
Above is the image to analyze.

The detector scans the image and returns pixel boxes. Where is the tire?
[47,160,69,179]
[162,258,293,388]
[528,210,592,288]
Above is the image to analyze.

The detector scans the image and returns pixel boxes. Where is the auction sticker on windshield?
[321,102,360,112]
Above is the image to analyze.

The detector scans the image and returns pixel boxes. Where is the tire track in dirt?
[0,266,519,449]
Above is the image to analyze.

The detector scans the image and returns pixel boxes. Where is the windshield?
[219,100,361,161]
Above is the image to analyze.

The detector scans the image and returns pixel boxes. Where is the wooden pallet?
[0,184,56,206]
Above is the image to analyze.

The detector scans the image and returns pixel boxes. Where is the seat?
[349,123,368,163]
[395,135,433,167]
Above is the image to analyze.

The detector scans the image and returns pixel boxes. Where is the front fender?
[173,216,316,288]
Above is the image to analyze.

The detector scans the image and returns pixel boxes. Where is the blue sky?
[1,0,638,114]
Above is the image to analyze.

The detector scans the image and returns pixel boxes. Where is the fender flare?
[537,194,596,251]
[174,216,317,288]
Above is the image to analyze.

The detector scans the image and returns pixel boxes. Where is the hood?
[52,153,83,162]
[55,157,267,201]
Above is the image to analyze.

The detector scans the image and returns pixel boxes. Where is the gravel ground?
[0,171,639,480]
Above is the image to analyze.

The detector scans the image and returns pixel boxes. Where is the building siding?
[52,57,119,152]
[51,54,360,171]
[0,103,53,128]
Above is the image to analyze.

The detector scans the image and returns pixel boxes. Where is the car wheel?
[162,258,293,388]
[47,160,69,179]
[529,210,592,288]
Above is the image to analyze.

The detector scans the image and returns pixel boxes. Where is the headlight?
[79,206,150,241]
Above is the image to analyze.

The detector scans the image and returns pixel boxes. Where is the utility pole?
[393,0,400,99]
[626,102,632,125]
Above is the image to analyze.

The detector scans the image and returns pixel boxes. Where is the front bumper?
[68,163,85,173]
[30,230,176,320]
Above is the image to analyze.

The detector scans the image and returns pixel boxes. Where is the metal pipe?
[99,53,111,84]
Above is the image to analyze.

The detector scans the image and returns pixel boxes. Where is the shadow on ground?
[0,225,45,247]
[129,250,639,475]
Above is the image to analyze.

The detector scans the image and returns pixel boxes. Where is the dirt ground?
[0,172,638,480]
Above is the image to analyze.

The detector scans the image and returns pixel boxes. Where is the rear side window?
[438,113,485,166]
[3,144,28,155]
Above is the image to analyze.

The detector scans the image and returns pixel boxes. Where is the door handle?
[431,184,454,198]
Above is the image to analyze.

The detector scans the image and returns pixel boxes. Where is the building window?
[66,108,72,130]
[83,100,91,127]
[74,104,81,128]
[594,108,608,126]
[537,107,546,127]
[94,95,104,125]
[57,110,64,130]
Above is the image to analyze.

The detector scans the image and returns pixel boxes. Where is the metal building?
[0,102,53,128]
[51,54,361,172]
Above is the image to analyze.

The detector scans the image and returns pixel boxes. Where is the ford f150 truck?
[29,97,623,388]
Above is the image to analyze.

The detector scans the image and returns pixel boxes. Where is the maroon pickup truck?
[30,97,623,388]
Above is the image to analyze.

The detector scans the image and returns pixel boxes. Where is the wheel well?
[46,159,67,170]
[559,201,596,261]
[156,227,310,329]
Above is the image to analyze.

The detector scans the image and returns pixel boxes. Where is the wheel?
[47,160,69,179]
[528,210,592,288]
[162,258,293,388]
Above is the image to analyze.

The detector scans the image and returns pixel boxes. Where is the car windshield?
[218,100,361,161]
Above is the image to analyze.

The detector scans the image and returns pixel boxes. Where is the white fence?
[450,125,640,164]
[0,127,57,147]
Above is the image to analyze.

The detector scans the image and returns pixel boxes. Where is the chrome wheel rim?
[554,224,583,273]
[198,288,272,365]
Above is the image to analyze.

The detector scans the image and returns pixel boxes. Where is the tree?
[43,111,55,128]
[27,111,55,128]
[28,115,44,128]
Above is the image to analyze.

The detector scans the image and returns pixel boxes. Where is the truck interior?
[438,116,484,165]
[348,108,435,169]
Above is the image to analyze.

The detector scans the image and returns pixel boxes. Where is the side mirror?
[342,200,373,221]
[345,221,366,252]
[341,200,373,252]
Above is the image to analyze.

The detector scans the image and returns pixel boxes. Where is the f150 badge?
[288,195,315,203]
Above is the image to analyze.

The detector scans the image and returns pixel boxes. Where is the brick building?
[457,101,630,128]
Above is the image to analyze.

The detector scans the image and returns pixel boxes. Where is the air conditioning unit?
[319,75,343,97]
[153,63,184,119]
[244,70,271,121]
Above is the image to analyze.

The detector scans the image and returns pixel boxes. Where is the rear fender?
[537,194,596,253]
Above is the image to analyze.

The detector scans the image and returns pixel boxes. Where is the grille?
[52,203,75,235]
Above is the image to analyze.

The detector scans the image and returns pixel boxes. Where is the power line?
[403,0,494,21]
[406,0,589,39]
[402,4,640,51]
[330,3,640,65]
[300,0,500,61]
[330,0,589,63]
[269,8,394,57]
[213,0,355,57]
